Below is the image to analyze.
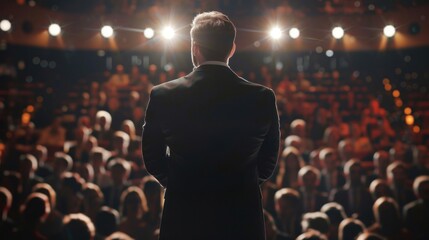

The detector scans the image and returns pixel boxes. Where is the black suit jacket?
[142,64,280,240]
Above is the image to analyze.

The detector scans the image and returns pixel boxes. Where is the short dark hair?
[191,11,236,61]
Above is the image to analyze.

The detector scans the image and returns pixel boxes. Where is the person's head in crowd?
[373,151,390,179]
[356,232,385,240]
[344,159,363,187]
[274,188,301,218]
[0,187,12,220]
[32,183,57,210]
[108,158,131,186]
[296,229,328,240]
[372,197,401,233]
[412,145,428,167]
[19,154,38,180]
[386,161,407,186]
[122,120,136,140]
[95,110,112,131]
[76,163,94,183]
[338,218,365,240]
[120,186,148,219]
[105,231,134,240]
[301,212,330,236]
[82,183,104,220]
[113,131,130,154]
[413,175,429,201]
[74,126,91,145]
[298,166,321,191]
[90,147,109,169]
[338,139,355,163]
[21,192,51,226]
[290,119,307,138]
[1,171,22,196]
[62,213,95,240]
[310,149,322,169]
[34,145,48,164]
[369,179,393,200]
[142,176,163,214]
[95,206,120,238]
[319,148,339,172]
[277,146,304,188]
[60,172,85,214]
[389,142,407,163]
[321,202,346,239]
[85,136,98,151]
[53,152,73,177]
[190,11,236,66]
[285,135,303,152]
[323,126,340,148]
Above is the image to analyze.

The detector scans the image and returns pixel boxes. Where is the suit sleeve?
[257,89,280,184]
[142,88,169,187]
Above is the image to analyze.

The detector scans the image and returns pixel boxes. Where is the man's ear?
[228,43,236,59]
[192,42,199,55]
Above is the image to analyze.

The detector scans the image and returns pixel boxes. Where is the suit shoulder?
[151,77,187,95]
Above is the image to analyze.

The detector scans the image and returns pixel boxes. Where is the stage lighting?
[48,23,61,36]
[383,25,396,38]
[289,28,300,39]
[0,19,11,32]
[161,26,175,40]
[101,25,114,38]
[269,27,282,40]
[332,27,344,39]
[144,28,155,39]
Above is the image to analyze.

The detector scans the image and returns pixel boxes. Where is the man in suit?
[142,11,280,240]
[298,166,328,213]
[403,175,429,240]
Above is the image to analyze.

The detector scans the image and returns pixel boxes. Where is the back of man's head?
[191,11,236,61]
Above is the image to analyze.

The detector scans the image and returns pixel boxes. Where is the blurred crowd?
[0,62,428,240]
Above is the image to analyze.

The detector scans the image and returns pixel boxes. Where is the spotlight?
[48,23,61,36]
[269,27,282,40]
[289,28,300,39]
[161,26,175,40]
[144,28,155,39]
[101,25,114,38]
[0,19,11,32]
[383,25,396,38]
[332,27,344,39]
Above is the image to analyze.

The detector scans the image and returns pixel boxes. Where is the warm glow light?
[383,25,396,38]
[48,23,61,36]
[392,90,400,98]
[332,27,344,39]
[413,125,420,133]
[144,28,155,39]
[404,107,412,115]
[101,25,114,38]
[269,27,283,40]
[22,113,31,124]
[161,26,175,40]
[384,84,392,91]
[382,78,390,85]
[395,99,403,107]
[405,115,414,125]
[0,19,11,32]
[289,27,300,39]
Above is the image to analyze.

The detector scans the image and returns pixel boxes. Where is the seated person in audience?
[46,152,73,192]
[273,188,302,238]
[18,154,43,199]
[403,175,429,240]
[118,186,151,239]
[92,110,113,150]
[276,146,304,189]
[0,187,17,238]
[57,172,85,215]
[106,64,130,89]
[13,122,38,160]
[261,181,279,217]
[32,183,63,239]
[369,179,393,201]
[66,126,93,163]
[319,148,345,193]
[296,229,328,240]
[298,166,328,213]
[338,218,365,240]
[367,197,409,240]
[349,122,373,160]
[37,117,66,149]
[82,182,104,221]
[61,213,96,240]
[290,119,313,160]
[89,147,112,188]
[19,193,51,240]
[389,141,408,164]
[356,232,385,240]
[331,159,374,226]
[1,171,22,220]
[108,131,131,161]
[33,145,53,180]
[338,138,356,165]
[95,206,120,239]
[301,212,330,238]
[309,149,322,170]
[141,176,163,232]
[322,126,341,149]
[106,231,134,240]
[76,163,95,183]
[408,145,429,180]
[321,202,347,240]
[386,161,415,209]
[264,210,292,240]
[366,151,390,186]
[102,158,131,210]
